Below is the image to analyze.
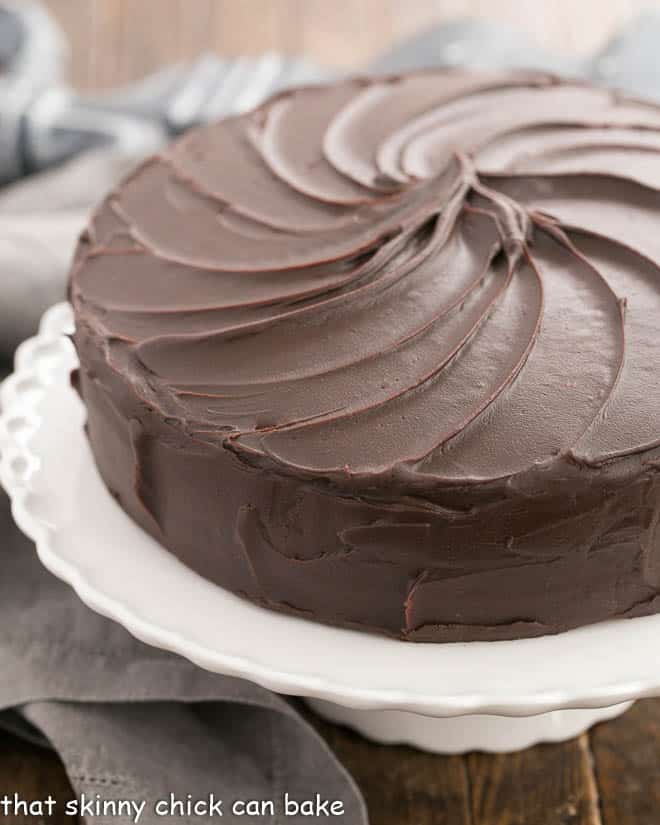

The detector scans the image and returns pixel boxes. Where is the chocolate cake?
[70,70,660,642]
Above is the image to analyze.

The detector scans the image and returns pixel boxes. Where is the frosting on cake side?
[70,71,660,641]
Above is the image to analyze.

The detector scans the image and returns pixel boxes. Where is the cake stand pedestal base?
[306,698,634,753]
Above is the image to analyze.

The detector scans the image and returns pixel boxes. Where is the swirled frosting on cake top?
[72,70,660,492]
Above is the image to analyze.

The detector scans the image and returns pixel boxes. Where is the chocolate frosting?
[70,71,660,641]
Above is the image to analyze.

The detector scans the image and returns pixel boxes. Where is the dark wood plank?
[39,0,95,87]
[0,731,78,824]
[591,698,660,825]
[210,1,290,59]
[311,715,471,825]
[86,0,124,89]
[114,0,184,86]
[297,0,394,68]
[41,0,649,91]
[467,734,601,825]
[176,0,216,64]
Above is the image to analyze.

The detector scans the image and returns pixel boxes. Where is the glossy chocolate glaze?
[70,70,660,641]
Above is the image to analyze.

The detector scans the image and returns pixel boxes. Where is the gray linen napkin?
[0,490,367,824]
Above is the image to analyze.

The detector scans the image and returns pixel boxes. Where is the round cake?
[70,70,660,642]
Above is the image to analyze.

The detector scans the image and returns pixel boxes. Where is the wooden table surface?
[4,696,660,824]
[5,2,660,822]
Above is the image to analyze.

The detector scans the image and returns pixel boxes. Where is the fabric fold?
[0,492,367,824]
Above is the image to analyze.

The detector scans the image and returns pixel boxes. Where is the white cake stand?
[3,304,660,754]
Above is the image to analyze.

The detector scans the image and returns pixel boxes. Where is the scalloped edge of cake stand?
[0,303,655,753]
